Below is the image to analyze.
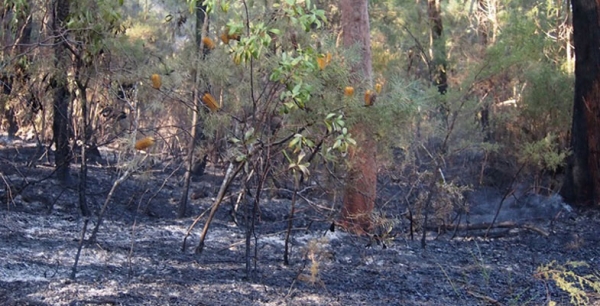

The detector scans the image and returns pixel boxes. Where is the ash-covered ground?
[1,142,599,306]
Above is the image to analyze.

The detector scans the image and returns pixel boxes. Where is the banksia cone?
[151,74,161,89]
[220,33,230,44]
[221,27,241,44]
[202,37,216,50]
[344,86,355,97]
[201,92,220,112]
[364,90,376,106]
[135,136,155,151]
[317,53,332,70]
[375,83,383,94]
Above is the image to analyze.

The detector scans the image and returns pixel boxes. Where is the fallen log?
[426,221,549,237]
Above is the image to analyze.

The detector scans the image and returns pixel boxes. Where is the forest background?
[2,0,599,305]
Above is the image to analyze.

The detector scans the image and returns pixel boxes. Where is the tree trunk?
[339,0,376,234]
[477,0,491,141]
[428,0,447,95]
[52,0,72,184]
[561,0,600,207]
[178,3,207,218]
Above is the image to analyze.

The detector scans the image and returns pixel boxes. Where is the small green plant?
[519,134,569,173]
[469,241,491,286]
[535,260,600,306]
[437,263,461,298]
[518,134,570,191]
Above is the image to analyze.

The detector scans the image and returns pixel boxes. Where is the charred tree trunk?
[339,0,376,234]
[52,0,72,184]
[561,0,600,206]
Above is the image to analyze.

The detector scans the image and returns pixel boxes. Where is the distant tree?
[178,1,209,218]
[339,0,377,233]
[561,0,600,207]
[52,0,72,184]
[427,0,446,95]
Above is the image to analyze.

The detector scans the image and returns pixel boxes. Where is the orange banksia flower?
[221,27,240,44]
[201,92,220,112]
[135,137,155,151]
[375,83,382,94]
[202,37,216,50]
[317,52,332,70]
[344,86,355,97]
[151,74,161,89]
[220,33,230,44]
[364,90,376,106]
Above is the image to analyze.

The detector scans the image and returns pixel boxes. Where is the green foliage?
[519,134,569,173]
[1,0,30,31]
[535,261,600,306]
[67,0,125,57]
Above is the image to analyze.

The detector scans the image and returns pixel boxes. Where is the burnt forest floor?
[1,141,599,306]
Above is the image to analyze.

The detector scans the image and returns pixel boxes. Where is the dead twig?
[466,289,502,305]
[192,161,244,254]
[486,163,525,237]
[88,168,134,243]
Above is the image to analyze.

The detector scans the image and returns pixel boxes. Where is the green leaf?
[289,134,302,148]
[244,127,255,141]
[236,154,247,162]
[221,2,229,12]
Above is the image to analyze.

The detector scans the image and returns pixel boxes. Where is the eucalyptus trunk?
[339,0,376,234]
[561,0,600,207]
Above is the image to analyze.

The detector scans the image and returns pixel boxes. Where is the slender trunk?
[477,0,491,141]
[428,0,447,95]
[52,0,72,184]
[178,4,208,218]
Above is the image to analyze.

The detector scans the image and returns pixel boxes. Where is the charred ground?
[0,142,599,306]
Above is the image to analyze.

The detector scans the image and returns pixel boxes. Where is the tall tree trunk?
[428,0,447,95]
[52,0,72,184]
[561,0,600,206]
[339,0,376,234]
[178,3,208,218]
[477,0,491,141]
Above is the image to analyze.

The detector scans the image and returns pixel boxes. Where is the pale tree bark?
[561,0,600,207]
[339,0,377,234]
